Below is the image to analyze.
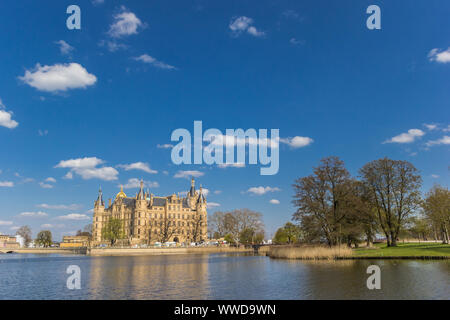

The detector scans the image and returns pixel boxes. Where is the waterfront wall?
[5,247,87,254]
[88,246,254,256]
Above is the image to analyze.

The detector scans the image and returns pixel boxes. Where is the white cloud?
[174,170,204,179]
[37,204,81,210]
[426,135,450,147]
[280,136,313,148]
[229,16,264,37]
[218,163,245,168]
[39,182,53,189]
[38,129,48,136]
[201,188,209,196]
[424,123,438,131]
[207,202,220,209]
[55,157,118,181]
[0,181,14,187]
[442,125,450,132]
[55,40,74,55]
[40,224,53,228]
[56,213,91,221]
[384,129,425,144]
[19,63,97,92]
[246,186,281,195]
[19,211,48,217]
[0,99,19,129]
[431,174,439,178]
[214,190,222,194]
[63,172,73,179]
[45,177,56,183]
[207,133,279,149]
[108,9,144,38]
[247,26,265,37]
[269,199,280,204]
[122,178,159,189]
[98,40,128,52]
[282,10,300,19]
[428,48,450,63]
[157,144,174,149]
[290,38,305,45]
[133,54,176,70]
[0,220,13,226]
[117,162,157,174]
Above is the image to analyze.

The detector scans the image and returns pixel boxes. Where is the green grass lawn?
[353,242,450,257]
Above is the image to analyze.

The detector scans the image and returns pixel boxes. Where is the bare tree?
[360,158,422,247]
[16,226,32,247]
[190,213,205,242]
[423,185,450,244]
[292,156,355,246]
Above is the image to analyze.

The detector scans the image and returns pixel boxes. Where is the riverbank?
[1,246,257,256]
[353,242,450,259]
[1,247,87,254]
[89,246,255,256]
[267,243,450,260]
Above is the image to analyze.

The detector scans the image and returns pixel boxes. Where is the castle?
[92,178,207,245]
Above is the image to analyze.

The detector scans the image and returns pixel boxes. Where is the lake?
[1,253,449,299]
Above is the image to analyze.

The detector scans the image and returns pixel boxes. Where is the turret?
[95,187,104,208]
[196,185,207,212]
[189,177,196,197]
[136,179,146,209]
[138,179,145,200]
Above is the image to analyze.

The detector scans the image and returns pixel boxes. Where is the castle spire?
[189,177,196,197]
[96,187,104,206]
[138,179,145,200]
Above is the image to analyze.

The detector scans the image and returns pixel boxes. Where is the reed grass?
[268,245,353,260]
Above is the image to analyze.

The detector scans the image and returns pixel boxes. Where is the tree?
[292,156,355,246]
[16,226,32,247]
[102,217,125,246]
[208,209,265,245]
[189,213,205,243]
[360,158,422,246]
[408,216,432,241]
[273,222,302,244]
[239,228,264,245]
[76,224,93,239]
[36,230,52,247]
[224,233,235,244]
[273,227,289,244]
[423,185,450,244]
[208,211,227,238]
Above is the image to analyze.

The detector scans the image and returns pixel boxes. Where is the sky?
[0,0,448,240]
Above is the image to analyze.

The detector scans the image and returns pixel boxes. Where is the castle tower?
[94,187,105,210]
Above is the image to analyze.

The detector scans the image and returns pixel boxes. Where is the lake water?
[1,253,449,299]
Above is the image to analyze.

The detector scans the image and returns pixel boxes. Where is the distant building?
[60,235,89,248]
[92,178,208,245]
[0,235,20,249]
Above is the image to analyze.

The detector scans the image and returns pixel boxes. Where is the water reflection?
[89,254,209,299]
[1,253,449,299]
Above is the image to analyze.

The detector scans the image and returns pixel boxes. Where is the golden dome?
[116,185,127,199]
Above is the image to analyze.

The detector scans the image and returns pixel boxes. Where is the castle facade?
[92,178,207,245]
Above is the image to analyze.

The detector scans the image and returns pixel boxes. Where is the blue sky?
[0,0,448,240]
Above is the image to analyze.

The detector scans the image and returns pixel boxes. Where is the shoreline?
[1,246,256,256]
